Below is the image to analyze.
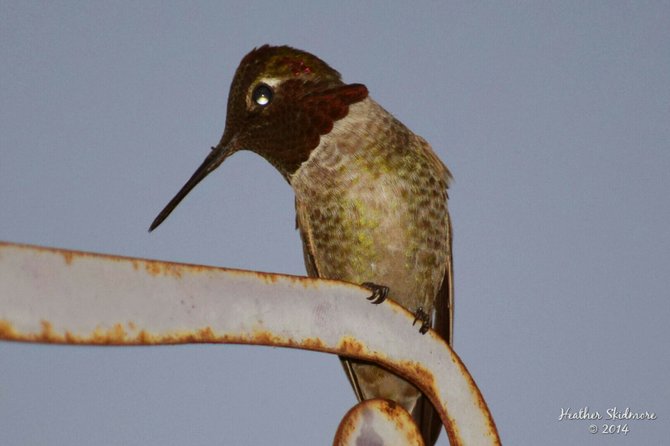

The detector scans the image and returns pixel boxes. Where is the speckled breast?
[290,97,451,314]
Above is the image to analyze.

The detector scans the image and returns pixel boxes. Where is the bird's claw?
[413,307,430,334]
[362,282,389,304]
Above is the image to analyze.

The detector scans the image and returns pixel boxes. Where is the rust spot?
[60,251,75,265]
[137,329,155,344]
[334,399,424,446]
[98,323,127,343]
[373,399,424,446]
[403,360,436,389]
[64,330,78,343]
[219,333,248,344]
[337,335,368,356]
[63,323,130,344]
[40,320,59,342]
[131,327,220,345]
[377,398,399,417]
[1,320,225,346]
[251,329,289,347]
[195,326,216,342]
[333,401,362,445]
[144,261,183,278]
[301,336,325,351]
[0,320,63,343]
[0,319,19,340]
[254,272,279,284]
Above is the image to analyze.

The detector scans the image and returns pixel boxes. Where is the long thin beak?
[149,142,235,232]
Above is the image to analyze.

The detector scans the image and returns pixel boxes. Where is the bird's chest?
[289,98,449,310]
[291,134,418,287]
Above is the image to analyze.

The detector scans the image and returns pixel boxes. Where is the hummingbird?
[149,45,453,445]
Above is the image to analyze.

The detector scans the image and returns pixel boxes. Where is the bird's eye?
[252,84,273,106]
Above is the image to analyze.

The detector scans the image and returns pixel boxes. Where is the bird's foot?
[412,307,430,334]
[361,282,389,304]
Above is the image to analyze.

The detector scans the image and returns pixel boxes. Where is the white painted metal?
[0,241,499,445]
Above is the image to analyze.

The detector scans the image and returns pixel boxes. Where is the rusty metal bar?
[0,241,500,445]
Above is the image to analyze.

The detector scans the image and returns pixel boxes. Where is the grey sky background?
[1,2,668,445]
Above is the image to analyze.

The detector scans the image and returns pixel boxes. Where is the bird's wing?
[412,141,454,446]
[413,209,453,446]
[425,141,454,346]
[434,210,454,346]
